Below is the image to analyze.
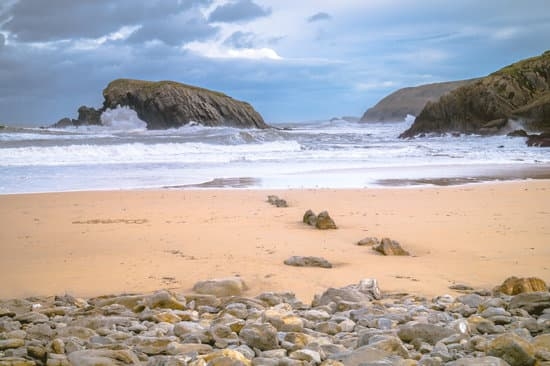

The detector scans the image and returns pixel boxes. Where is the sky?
[0,0,549,126]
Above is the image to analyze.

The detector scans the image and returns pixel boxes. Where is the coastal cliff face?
[360,79,478,122]
[54,79,268,129]
[400,51,550,138]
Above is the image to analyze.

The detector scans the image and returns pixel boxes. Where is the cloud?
[127,9,219,45]
[208,0,271,23]
[184,40,282,60]
[223,31,256,48]
[307,12,331,23]
[0,33,5,47]
[355,81,397,91]
[1,0,213,42]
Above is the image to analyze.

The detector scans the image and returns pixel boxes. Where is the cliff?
[360,79,478,122]
[400,51,550,138]
[53,79,268,129]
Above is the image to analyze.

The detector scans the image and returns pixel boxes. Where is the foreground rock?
[53,79,268,130]
[373,237,410,256]
[1,277,550,365]
[267,195,288,207]
[302,210,337,230]
[284,256,333,268]
[495,276,548,295]
[360,79,478,122]
[400,50,550,138]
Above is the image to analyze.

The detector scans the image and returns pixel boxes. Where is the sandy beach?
[1,180,549,303]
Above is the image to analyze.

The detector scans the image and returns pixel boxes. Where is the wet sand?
[1,180,549,302]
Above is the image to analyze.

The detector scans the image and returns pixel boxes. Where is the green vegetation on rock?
[400,51,550,137]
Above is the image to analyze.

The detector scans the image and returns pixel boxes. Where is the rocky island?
[54,79,268,130]
[400,51,550,139]
[360,79,478,123]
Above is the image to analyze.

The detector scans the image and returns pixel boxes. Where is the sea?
[1,107,549,194]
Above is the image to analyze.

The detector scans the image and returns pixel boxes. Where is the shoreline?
[1,180,549,303]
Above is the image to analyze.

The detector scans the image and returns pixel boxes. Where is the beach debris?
[373,237,410,256]
[267,195,288,207]
[1,277,550,365]
[192,277,248,297]
[357,237,380,246]
[283,256,333,269]
[494,276,548,295]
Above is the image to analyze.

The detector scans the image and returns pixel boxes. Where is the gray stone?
[239,323,279,350]
[303,210,317,226]
[330,345,390,366]
[284,256,332,269]
[289,349,321,363]
[456,293,484,308]
[0,358,36,366]
[509,291,550,315]
[193,277,247,297]
[397,323,456,345]
[13,312,48,324]
[446,357,512,366]
[357,237,380,246]
[0,339,25,350]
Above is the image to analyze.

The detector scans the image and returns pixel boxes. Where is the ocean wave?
[0,140,303,167]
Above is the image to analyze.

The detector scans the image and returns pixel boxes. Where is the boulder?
[400,51,550,137]
[495,276,548,295]
[315,211,337,230]
[509,291,550,315]
[192,277,248,297]
[283,256,333,269]
[486,333,536,366]
[526,132,550,147]
[373,238,410,256]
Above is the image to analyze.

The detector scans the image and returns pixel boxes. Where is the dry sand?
[1,180,549,302]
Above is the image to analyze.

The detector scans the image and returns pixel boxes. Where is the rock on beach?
[1,277,550,365]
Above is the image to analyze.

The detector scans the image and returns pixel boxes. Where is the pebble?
[0,278,549,365]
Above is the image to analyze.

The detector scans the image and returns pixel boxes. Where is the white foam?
[100,105,147,131]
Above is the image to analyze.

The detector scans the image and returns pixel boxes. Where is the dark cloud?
[1,0,212,42]
[208,0,271,23]
[223,31,256,48]
[128,11,218,45]
[307,12,331,23]
[0,33,5,47]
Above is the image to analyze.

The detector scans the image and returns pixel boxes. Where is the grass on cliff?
[105,79,229,98]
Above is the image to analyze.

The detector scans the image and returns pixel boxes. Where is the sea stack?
[54,79,268,130]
